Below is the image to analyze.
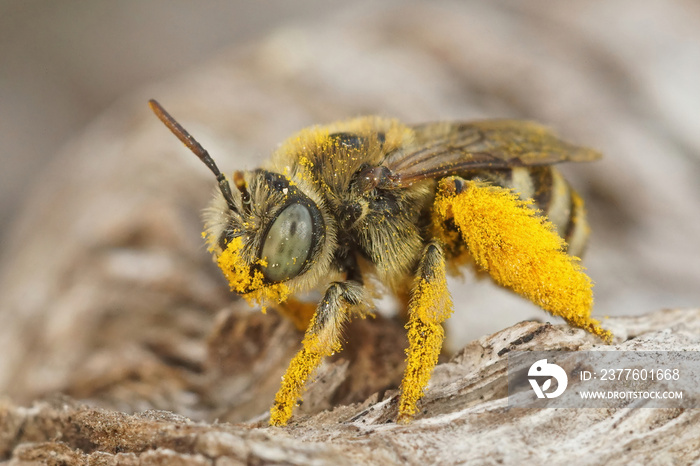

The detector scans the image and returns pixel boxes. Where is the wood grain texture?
[1,2,699,463]
[2,309,699,464]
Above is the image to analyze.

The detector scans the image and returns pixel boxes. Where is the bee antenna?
[148,99,238,213]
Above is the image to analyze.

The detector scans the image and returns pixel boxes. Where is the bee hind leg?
[398,241,454,423]
[434,177,612,343]
[269,281,364,426]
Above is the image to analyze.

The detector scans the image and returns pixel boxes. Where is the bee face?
[205,169,327,292]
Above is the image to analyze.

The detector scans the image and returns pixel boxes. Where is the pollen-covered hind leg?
[433,177,612,343]
[398,242,453,424]
[269,281,364,426]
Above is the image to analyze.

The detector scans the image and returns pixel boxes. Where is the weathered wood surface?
[2,309,699,465]
[1,2,699,464]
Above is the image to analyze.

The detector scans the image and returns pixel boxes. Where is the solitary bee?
[149,100,611,426]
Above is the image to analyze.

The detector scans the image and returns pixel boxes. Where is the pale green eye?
[260,203,313,282]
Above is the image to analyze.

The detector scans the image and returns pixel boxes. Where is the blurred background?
[0,0,331,243]
[1,0,700,404]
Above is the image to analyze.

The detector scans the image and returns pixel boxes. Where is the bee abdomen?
[495,166,590,258]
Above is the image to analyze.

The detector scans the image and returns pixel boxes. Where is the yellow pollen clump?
[216,236,290,312]
[434,180,612,343]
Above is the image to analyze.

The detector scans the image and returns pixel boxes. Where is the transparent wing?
[384,120,601,186]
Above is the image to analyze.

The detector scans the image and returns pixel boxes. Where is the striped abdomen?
[478,166,590,258]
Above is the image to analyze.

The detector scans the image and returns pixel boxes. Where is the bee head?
[205,169,326,291]
[149,100,328,303]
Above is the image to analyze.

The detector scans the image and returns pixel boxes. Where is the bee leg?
[434,177,612,342]
[274,253,365,331]
[398,241,453,423]
[269,281,364,426]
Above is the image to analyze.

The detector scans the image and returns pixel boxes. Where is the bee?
[148,99,611,426]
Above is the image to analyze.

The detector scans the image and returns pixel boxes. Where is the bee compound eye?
[260,203,314,282]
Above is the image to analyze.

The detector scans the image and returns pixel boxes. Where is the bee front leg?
[269,281,364,426]
[398,241,453,423]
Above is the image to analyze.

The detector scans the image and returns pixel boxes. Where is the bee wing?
[384,120,601,186]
